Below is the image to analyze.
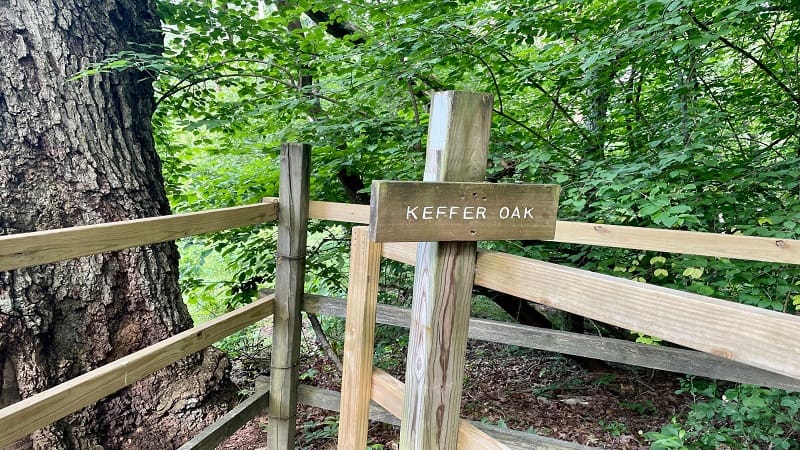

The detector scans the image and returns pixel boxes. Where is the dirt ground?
[215,339,692,449]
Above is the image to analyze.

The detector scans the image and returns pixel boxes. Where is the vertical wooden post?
[337,226,382,449]
[400,91,493,450]
[268,143,310,450]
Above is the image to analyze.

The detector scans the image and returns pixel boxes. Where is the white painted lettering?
[524,206,534,219]
[499,206,510,219]
[406,204,532,222]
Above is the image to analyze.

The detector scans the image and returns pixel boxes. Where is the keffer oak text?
[369,181,559,242]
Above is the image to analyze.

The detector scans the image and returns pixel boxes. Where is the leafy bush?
[646,379,800,449]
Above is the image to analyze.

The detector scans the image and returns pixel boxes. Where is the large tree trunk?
[0,1,235,448]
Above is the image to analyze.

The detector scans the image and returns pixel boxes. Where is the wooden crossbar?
[474,252,800,381]
[302,294,800,392]
[381,241,800,381]
[294,199,800,265]
[0,294,275,448]
[552,221,799,264]
[371,368,512,450]
[179,377,271,450]
[0,202,278,272]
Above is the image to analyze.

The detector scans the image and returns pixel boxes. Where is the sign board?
[369,181,559,242]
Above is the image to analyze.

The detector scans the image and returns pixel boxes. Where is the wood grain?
[302,294,800,391]
[475,251,800,381]
[369,181,558,242]
[380,243,800,381]
[268,143,311,450]
[302,201,800,265]
[553,221,800,265]
[0,202,278,272]
[307,199,370,223]
[337,227,382,450]
[401,90,493,450]
[0,295,275,448]
[373,368,512,450]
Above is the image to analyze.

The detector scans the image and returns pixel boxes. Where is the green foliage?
[132,0,800,320]
[299,415,339,445]
[646,379,800,449]
[480,417,509,429]
[471,296,514,321]
[599,419,629,437]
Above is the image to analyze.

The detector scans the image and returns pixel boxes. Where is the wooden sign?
[369,181,559,242]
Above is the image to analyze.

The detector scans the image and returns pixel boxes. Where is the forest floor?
[215,334,693,449]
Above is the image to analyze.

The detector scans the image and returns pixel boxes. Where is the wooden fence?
[1,193,799,449]
[301,198,800,450]
[0,202,278,447]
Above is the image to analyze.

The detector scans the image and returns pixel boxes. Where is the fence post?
[337,226,382,449]
[268,143,310,450]
[400,91,493,450]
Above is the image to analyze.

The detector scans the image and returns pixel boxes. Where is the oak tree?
[0,1,235,447]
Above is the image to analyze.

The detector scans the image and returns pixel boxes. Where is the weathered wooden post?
[268,143,310,450]
[351,91,557,449]
[399,91,493,449]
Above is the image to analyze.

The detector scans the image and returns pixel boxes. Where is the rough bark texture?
[0,1,235,448]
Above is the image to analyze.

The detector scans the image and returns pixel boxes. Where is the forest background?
[92,0,800,448]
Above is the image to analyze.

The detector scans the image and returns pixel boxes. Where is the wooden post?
[337,226,382,449]
[400,91,493,450]
[268,143,310,450]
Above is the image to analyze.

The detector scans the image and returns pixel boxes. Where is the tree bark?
[0,1,235,448]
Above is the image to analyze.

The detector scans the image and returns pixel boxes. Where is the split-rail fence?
[1,192,798,449]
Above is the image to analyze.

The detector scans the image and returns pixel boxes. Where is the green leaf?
[682,267,704,279]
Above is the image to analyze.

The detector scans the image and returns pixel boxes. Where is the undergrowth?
[646,378,800,449]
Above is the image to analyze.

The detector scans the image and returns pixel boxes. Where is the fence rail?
[0,202,278,272]
[302,294,800,392]
[297,198,800,265]
[0,294,275,448]
[378,239,800,382]
[0,203,280,448]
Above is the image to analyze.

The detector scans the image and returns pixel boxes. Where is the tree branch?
[304,9,365,45]
[688,10,800,106]
[306,313,343,372]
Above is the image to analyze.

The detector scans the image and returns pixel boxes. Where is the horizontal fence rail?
[474,251,800,381]
[290,199,800,265]
[370,368,513,450]
[0,294,275,448]
[302,294,800,392]
[194,375,574,450]
[278,373,592,450]
[179,377,271,450]
[370,368,593,450]
[2,198,797,448]
[381,240,800,382]
[553,221,799,264]
[0,202,278,272]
